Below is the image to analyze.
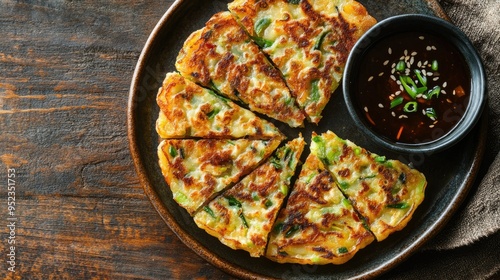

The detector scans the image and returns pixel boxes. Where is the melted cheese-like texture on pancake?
[156,72,284,140]
[158,138,281,215]
[266,152,374,264]
[176,12,305,127]
[228,0,376,123]
[193,137,305,257]
[310,131,426,241]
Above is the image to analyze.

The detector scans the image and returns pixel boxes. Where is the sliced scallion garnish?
[274,223,284,234]
[203,206,216,219]
[206,108,220,119]
[252,36,273,48]
[338,247,348,254]
[425,107,437,120]
[414,69,427,87]
[168,145,177,157]
[314,31,330,50]
[396,60,406,72]
[338,181,349,190]
[403,101,418,113]
[309,80,320,102]
[390,96,404,108]
[399,75,417,99]
[280,185,288,196]
[285,224,300,238]
[415,86,428,94]
[264,199,273,208]
[270,157,282,170]
[251,192,259,201]
[387,202,410,209]
[239,213,249,228]
[226,196,242,208]
[426,85,441,99]
[254,18,271,36]
[374,155,386,163]
[431,60,439,71]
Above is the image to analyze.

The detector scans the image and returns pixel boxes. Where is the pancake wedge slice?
[310,131,427,241]
[156,72,284,140]
[176,11,305,127]
[228,0,376,123]
[267,152,374,264]
[158,137,282,215]
[193,136,305,257]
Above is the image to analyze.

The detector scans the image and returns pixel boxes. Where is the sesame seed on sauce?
[355,31,470,143]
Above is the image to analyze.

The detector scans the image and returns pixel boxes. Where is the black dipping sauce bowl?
[343,14,486,154]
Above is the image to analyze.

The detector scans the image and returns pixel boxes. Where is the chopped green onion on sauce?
[403,101,418,113]
[414,69,427,86]
[396,60,406,72]
[425,107,437,120]
[399,75,417,99]
[426,85,441,99]
[431,60,439,71]
[390,96,404,109]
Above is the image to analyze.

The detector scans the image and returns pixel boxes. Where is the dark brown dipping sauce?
[354,31,470,144]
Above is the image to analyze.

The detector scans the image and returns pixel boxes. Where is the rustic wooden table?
[1,1,497,279]
[0,1,234,279]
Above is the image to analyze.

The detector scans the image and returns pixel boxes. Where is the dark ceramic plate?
[128,1,487,279]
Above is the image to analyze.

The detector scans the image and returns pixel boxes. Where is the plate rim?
[127,0,488,279]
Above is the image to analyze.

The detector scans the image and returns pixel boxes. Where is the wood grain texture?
[1,0,496,279]
[0,0,234,279]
